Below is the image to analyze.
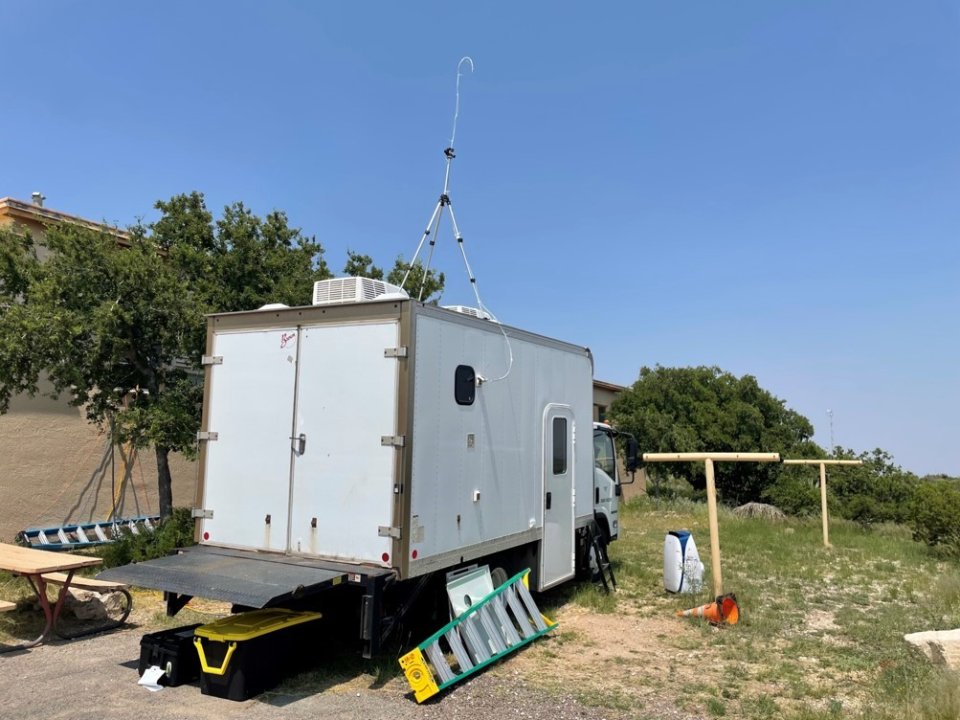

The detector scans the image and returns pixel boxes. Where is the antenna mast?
[400,57,486,312]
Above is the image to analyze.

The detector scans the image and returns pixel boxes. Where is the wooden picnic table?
[0,542,101,652]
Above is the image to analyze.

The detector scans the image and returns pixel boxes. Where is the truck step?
[587,522,617,593]
[15,515,161,550]
[399,568,556,703]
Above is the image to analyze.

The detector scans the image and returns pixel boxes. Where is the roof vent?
[312,277,409,306]
[442,305,497,322]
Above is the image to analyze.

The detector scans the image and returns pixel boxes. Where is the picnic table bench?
[41,572,132,638]
[0,542,131,652]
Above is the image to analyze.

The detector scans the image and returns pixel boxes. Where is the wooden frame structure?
[642,452,780,597]
[782,459,863,547]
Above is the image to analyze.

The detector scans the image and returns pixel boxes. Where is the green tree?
[763,460,827,516]
[390,257,444,303]
[826,447,918,525]
[909,480,960,552]
[610,365,818,504]
[0,192,332,518]
[156,193,330,312]
[343,251,384,280]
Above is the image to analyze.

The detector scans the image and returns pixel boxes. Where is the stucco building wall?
[0,390,196,542]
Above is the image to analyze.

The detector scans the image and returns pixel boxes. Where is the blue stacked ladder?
[16,515,161,550]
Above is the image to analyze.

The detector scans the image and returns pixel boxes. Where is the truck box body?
[194,298,593,590]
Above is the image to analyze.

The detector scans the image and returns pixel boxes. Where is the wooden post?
[704,458,722,596]
[643,452,780,596]
[819,462,828,546]
[782,459,863,547]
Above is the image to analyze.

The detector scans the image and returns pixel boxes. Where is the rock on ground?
[904,629,960,669]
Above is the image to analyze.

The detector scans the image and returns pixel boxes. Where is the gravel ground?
[0,624,697,720]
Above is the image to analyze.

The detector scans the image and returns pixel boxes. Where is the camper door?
[541,404,576,588]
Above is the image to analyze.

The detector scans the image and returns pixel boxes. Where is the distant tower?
[826,409,834,454]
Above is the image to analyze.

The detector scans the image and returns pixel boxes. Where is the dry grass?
[509,498,960,719]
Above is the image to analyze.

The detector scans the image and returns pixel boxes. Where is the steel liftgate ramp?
[96,545,392,610]
[399,568,557,703]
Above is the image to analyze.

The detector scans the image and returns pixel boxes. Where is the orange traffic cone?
[677,593,740,625]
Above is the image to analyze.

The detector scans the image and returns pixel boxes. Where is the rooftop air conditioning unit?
[442,305,497,322]
[312,277,408,306]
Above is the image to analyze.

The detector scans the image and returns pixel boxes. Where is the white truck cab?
[592,422,638,545]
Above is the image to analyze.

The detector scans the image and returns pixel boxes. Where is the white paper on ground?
[138,665,165,692]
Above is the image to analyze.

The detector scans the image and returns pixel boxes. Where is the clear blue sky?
[2,2,957,476]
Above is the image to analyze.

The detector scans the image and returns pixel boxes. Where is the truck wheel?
[595,519,611,548]
[491,566,509,588]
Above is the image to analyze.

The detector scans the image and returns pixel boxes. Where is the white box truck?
[101,278,637,656]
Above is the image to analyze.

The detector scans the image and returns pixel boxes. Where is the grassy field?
[535,497,960,720]
[3,499,959,719]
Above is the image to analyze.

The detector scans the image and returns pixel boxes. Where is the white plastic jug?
[663,530,704,594]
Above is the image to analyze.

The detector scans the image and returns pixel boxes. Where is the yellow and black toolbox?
[194,608,322,700]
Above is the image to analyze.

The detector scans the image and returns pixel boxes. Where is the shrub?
[828,449,918,526]
[841,494,887,528]
[100,507,196,568]
[646,473,698,502]
[909,482,960,553]
[763,472,820,517]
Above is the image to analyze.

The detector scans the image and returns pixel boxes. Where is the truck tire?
[491,566,509,588]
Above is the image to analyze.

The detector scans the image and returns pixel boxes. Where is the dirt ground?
[0,591,707,720]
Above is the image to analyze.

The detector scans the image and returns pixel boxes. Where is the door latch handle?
[545,491,552,510]
[291,433,306,455]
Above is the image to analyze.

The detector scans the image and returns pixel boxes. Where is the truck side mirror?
[625,437,639,473]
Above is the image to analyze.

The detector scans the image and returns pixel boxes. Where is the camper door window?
[552,417,568,474]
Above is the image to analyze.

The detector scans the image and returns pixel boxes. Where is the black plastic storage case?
[194,609,322,701]
[138,623,203,686]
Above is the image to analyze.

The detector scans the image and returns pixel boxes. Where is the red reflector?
[412,549,418,559]
[382,553,390,563]
[203,532,210,541]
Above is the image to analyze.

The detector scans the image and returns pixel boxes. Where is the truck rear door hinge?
[197,431,219,441]
[191,508,214,519]
[384,346,408,358]
[378,526,401,539]
[381,435,406,447]
[201,355,223,366]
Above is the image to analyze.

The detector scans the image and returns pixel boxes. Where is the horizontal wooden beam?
[782,459,863,466]
[643,452,780,463]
